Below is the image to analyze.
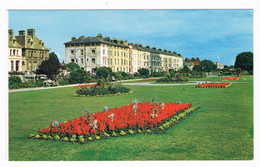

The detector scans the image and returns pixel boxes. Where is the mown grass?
[9,77,253,160]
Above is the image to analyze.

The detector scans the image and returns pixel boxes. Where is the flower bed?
[27,101,199,144]
[232,75,243,77]
[75,83,131,97]
[140,78,159,81]
[221,77,239,80]
[195,82,231,88]
[74,84,102,88]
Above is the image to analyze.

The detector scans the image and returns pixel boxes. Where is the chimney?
[168,51,172,53]
[112,38,118,44]
[123,40,128,45]
[79,36,85,39]
[146,46,150,48]
[19,30,25,36]
[71,37,76,41]
[104,36,110,42]
[138,44,142,47]
[119,40,124,44]
[158,48,162,51]
[97,33,103,40]
[27,29,35,38]
[9,29,14,36]
[152,47,156,50]
[134,43,138,47]
[164,49,167,52]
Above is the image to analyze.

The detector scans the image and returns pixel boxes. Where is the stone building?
[14,29,49,72]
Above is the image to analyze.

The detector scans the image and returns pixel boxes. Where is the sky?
[8,9,253,66]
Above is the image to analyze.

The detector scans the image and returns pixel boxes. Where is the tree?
[178,66,191,73]
[138,68,149,77]
[198,60,217,72]
[65,62,80,71]
[68,68,90,84]
[234,52,253,72]
[96,67,110,78]
[36,52,61,80]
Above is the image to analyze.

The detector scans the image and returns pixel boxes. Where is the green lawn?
[9,78,253,160]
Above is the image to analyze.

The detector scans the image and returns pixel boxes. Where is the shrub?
[76,83,131,96]
[59,80,69,85]
[96,67,110,78]
[9,76,22,89]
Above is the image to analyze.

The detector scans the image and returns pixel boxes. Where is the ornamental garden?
[9,75,253,160]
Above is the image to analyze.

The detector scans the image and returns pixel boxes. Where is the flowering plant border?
[195,82,231,88]
[27,102,199,144]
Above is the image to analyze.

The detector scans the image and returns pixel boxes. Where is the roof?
[64,35,183,58]
[8,35,22,48]
[64,37,129,48]
[25,35,49,50]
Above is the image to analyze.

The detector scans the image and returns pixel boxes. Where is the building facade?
[14,29,50,72]
[8,29,23,72]
[64,34,184,74]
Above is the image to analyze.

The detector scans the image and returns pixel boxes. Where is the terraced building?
[64,34,183,74]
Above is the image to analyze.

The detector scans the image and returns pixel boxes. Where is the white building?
[8,29,22,72]
[214,61,224,69]
[64,36,109,73]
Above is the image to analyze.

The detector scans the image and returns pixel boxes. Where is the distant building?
[185,57,200,66]
[8,29,23,72]
[64,34,184,74]
[14,29,50,72]
[214,61,224,69]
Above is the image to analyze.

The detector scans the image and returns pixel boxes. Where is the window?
[81,50,84,55]
[10,49,12,56]
[10,61,13,71]
[71,59,75,62]
[92,49,95,54]
[81,58,84,64]
[33,61,37,70]
[103,50,105,55]
[71,50,74,54]
[16,61,19,71]
[13,49,16,55]
[92,58,95,64]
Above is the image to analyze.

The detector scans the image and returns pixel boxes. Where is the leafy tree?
[178,66,191,73]
[65,62,80,71]
[193,65,203,72]
[36,52,61,80]
[234,52,253,72]
[138,68,149,77]
[96,67,110,78]
[68,68,90,84]
[196,60,217,72]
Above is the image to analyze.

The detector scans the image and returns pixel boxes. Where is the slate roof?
[65,35,182,57]
[64,37,129,48]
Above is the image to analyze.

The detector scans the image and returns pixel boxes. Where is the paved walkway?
[8,79,252,93]
[8,83,90,93]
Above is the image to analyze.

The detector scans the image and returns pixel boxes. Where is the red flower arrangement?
[35,102,192,138]
[140,78,159,81]
[195,82,231,88]
[221,77,239,80]
[74,84,104,88]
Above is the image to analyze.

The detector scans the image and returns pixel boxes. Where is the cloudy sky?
[8,10,253,66]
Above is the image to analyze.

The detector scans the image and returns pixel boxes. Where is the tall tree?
[198,60,217,72]
[36,52,61,80]
[234,52,253,72]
